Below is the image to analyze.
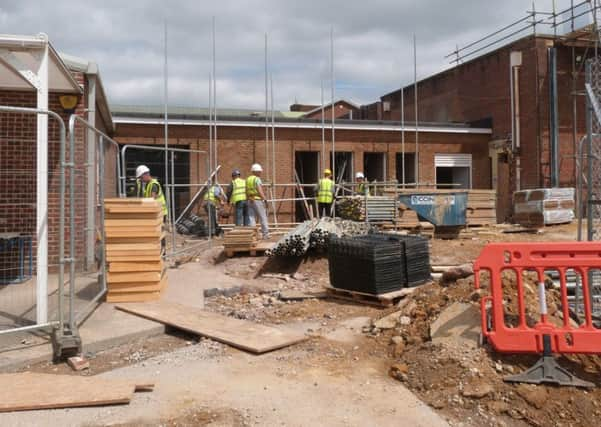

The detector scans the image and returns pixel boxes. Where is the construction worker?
[135,165,168,218]
[355,172,370,196]
[227,169,249,226]
[315,168,335,217]
[203,177,226,236]
[246,163,270,239]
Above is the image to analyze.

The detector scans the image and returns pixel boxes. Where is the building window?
[396,153,416,186]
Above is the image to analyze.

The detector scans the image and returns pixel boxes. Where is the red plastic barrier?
[474,242,601,354]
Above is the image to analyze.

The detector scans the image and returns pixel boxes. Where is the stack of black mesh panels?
[328,234,406,294]
[399,235,432,287]
[328,233,432,295]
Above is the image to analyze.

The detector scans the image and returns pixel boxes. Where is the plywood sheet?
[105,218,163,227]
[107,271,162,284]
[106,254,162,262]
[116,301,307,354]
[0,372,149,412]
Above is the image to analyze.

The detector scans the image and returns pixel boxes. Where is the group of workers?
[133,163,370,241]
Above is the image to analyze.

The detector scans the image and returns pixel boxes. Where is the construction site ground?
[0,222,593,427]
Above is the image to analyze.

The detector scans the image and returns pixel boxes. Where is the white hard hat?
[251,163,263,172]
[355,172,364,179]
[136,165,150,178]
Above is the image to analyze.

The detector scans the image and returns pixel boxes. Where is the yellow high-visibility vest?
[317,178,334,203]
[246,175,262,200]
[358,182,370,196]
[204,185,220,205]
[230,178,247,204]
[136,178,168,216]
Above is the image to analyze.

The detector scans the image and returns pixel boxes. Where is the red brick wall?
[0,80,89,270]
[114,123,491,221]
[378,35,589,220]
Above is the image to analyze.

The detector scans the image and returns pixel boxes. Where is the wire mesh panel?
[0,107,61,339]
[585,56,601,317]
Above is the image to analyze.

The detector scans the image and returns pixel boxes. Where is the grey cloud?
[0,0,576,109]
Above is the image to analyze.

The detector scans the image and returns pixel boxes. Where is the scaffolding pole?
[212,16,217,174]
[321,79,325,173]
[330,26,336,208]
[413,34,419,188]
[265,33,269,181]
[271,73,278,227]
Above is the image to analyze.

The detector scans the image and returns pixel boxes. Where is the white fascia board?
[112,116,492,135]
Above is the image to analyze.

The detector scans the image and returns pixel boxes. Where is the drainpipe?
[548,47,560,187]
[510,51,522,191]
[86,64,97,271]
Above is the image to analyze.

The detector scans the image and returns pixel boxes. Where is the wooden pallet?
[324,286,415,308]
[224,241,274,257]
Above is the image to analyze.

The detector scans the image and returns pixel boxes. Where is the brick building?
[0,36,114,274]
[365,32,593,220]
[112,106,492,222]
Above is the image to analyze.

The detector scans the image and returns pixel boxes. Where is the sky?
[0,0,586,110]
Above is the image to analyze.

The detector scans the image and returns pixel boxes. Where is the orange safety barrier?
[474,242,601,355]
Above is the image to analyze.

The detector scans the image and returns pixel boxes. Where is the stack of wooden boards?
[104,198,166,303]
[223,227,258,256]
[466,190,497,226]
[513,188,575,227]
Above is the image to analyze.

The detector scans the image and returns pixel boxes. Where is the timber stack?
[223,227,258,252]
[104,198,166,303]
[466,190,497,226]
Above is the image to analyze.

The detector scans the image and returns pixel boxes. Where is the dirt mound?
[380,276,601,427]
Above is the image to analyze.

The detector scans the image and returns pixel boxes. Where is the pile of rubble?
[369,273,601,427]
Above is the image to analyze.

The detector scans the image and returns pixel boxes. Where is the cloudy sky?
[0,0,585,110]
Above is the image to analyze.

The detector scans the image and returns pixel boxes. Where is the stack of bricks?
[104,198,166,303]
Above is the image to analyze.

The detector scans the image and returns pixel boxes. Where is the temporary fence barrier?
[0,105,65,341]
[474,241,601,387]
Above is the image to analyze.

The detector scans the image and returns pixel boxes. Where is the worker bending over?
[355,172,370,196]
[246,163,270,240]
[203,178,226,236]
[227,169,249,226]
[135,165,168,218]
[315,168,335,217]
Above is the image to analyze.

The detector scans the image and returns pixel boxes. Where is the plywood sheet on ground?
[0,372,150,412]
[116,301,307,353]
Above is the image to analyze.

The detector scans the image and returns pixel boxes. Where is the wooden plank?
[105,212,163,220]
[106,236,163,244]
[107,271,162,284]
[108,276,166,294]
[107,254,162,262]
[0,373,151,412]
[108,261,163,273]
[104,197,158,204]
[105,226,162,237]
[115,301,307,354]
[105,218,163,227]
[105,205,162,214]
[107,291,162,303]
[106,243,160,251]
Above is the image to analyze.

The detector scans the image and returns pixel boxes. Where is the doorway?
[364,152,386,182]
[396,153,416,186]
[295,151,319,222]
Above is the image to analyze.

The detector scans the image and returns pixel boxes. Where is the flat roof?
[112,112,492,135]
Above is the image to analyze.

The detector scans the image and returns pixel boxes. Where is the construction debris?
[267,217,372,257]
[66,355,90,371]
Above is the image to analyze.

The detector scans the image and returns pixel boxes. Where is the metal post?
[587,61,594,241]
[212,17,218,173]
[330,26,336,216]
[68,107,76,331]
[549,47,560,187]
[170,151,177,254]
[37,35,49,324]
[209,73,213,178]
[98,136,107,298]
[401,83,405,187]
[86,74,97,271]
[163,21,172,229]
[271,74,278,227]
[413,34,419,188]
[321,79,325,173]
[265,33,269,180]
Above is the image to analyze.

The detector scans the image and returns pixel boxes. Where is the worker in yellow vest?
[246,163,270,239]
[315,168,335,217]
[227,169,249,226]
[203,178,226,236]
[355,172,370,196]
[135,165,168,218]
